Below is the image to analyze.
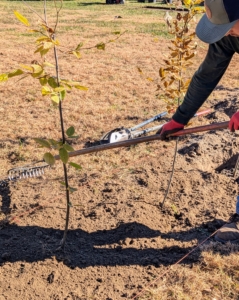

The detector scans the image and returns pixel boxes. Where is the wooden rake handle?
[63,121,229,159]
[168,121,229,137]
[54,121,229,160]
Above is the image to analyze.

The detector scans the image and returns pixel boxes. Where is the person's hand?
[157,119,184,140]
[229,112,239,132]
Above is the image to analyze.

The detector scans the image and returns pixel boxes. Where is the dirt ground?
[0,1,239,299]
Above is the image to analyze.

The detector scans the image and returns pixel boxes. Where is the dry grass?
[141,242,239,300]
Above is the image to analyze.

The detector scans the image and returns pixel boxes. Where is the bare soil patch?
[0,1,239,299]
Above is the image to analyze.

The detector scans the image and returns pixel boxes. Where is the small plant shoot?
[158,0,205,112]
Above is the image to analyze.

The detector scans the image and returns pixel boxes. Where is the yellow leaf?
[74,85,88,91]
[53,39,60,46]
[42,86,52,96]
[72,51,81,59]
[0,73,8,82]
[34,46,43,54]
[14,11,30,27]
[183,0,191,6]
[164,81,168,88]
[184,52,195,60]
[170,51,178,58]
[29,29,40,33]
[147,77,154,82]
[19,64,33,72]
[43,42,54,50]
[192,7,205,13]
[185,122,192,127]
[159,67,165,78]
[36,36,50,43]
[43,62,55,68]
[31,70,44,78]
[31,64,43,74]
[40,49,50,57]
[54,86,65,93]
[51,94,60,103]
[182,79,191,89]
[169,78,175,86]
[65,80,83,86]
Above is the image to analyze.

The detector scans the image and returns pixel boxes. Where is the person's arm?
[172,37,235,125]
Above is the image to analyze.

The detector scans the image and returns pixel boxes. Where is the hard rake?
[0,120,229,186]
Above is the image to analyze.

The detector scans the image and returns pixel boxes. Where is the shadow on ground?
[0,219,234,269]
[77,2,107,6]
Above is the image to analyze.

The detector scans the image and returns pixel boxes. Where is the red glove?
[157,119,184,140]
[229,112,239,132]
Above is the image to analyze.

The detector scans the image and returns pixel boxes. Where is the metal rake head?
[7,162,50,181]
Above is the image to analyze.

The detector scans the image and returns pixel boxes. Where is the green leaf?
[69,187,77,193]
[113,31,121,35]
[8,69,24,78]
[75,42,83,51]
[34,138,51,149]
[59,148,69,164]
[43,152,55,165]
[66,126,75,137]
[0,73,8,82]
[48,77,58,88]
[39,77,48,86]
[69,162,82,170]
[48,139,62,150]
[74,85,88,91]
[63,143,74,152]
[14,11,30,27]
[31,70,44,78]
[96,43,105,50]
[60,90,66,100]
